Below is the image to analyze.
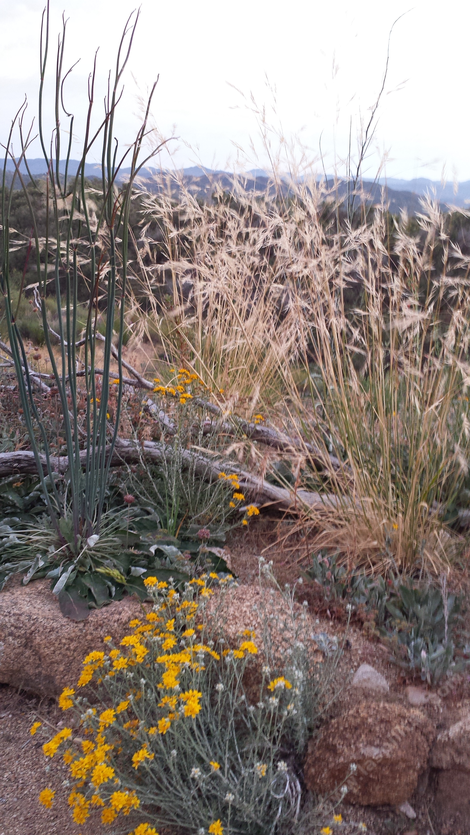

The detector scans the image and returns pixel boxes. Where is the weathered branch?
[0,440,341,513]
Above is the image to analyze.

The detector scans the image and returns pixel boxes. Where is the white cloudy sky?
[0,0,467,180]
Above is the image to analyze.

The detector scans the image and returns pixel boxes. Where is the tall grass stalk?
[0,4,161,555]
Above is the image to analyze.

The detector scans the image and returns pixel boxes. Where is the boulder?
[431,708,470,772]
[304,700,435,806]
[351,663,389,695]
[204,582,324,702]
[0,578,148,698]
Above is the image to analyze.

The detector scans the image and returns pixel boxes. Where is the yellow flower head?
[267,676,292,691]
[158,717,171,734]
[101,807,118,824]
[321,829,332,835]
[91,763,115,787]
[99,708,116,727]
[72,801,90,824]
[42,728,72,758]
[83,650,105,665]
[133,824,159,835]
[30,721,41,736]
[208,820,224,835]
[39,787,55,809]
[132,745,155,769]
[210,761,220,771]
[58,687,75,710]
[143,576,158,587]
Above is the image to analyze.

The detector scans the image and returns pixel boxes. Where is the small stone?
[351,663,389,694]
[399,800,417,818]
[406,685,441,707]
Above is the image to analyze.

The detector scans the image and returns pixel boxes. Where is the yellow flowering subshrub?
[36,573,319,835]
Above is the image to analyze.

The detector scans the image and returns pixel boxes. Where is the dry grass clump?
[129,171,470,575]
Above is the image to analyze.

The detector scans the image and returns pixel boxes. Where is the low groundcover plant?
[35,574,321,835]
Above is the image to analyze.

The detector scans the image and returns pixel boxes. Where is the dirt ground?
[1,520,470,835]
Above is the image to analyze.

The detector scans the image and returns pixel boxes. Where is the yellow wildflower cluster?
[42,727,72,758]
[253,413,265,424]
[218,472,261,526]
[153,367,206,405]
[38,575,266,834]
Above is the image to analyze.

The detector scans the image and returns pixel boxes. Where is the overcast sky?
[0,0,467,181]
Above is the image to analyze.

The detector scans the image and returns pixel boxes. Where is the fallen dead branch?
[0,440,341,514]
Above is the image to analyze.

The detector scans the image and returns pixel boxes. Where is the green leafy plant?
[379,578,468,684]
[304,551,469,684]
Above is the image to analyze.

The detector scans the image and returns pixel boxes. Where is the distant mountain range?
[2,159,469,214]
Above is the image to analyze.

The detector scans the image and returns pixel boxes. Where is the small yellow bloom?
[91,763,115,787]
[132,745,155,769]
[333,814,343,823]
[144,576,158,587]
[321,829,332,835]
[158,717,171,734]
[208,821,224,835]
[133,824,159,835]
[73,802,90,824]
[116,700,130,714]
[77,666,94,687]
[83,650,105,664]
[239,640,258,655]
[59,687,75,710]
[267,676,292,691]
[232,492,245,501]
[113,656,129,670]
[101,806,118,824]
[91,793,105,807]
[210,761,220,771]
[30,721,41,736]
[39,787,55,808]
[42,728,72,758]
[255,763,267,778]
[99,708,116,727]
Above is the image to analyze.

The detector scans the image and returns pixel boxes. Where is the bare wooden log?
[0,441,340,513]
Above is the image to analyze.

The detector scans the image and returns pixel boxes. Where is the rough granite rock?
[351,663,389,694]
[203,582,325,701]
[0,578,148,698]
[304,700,435,806]
[204,582,324,662]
